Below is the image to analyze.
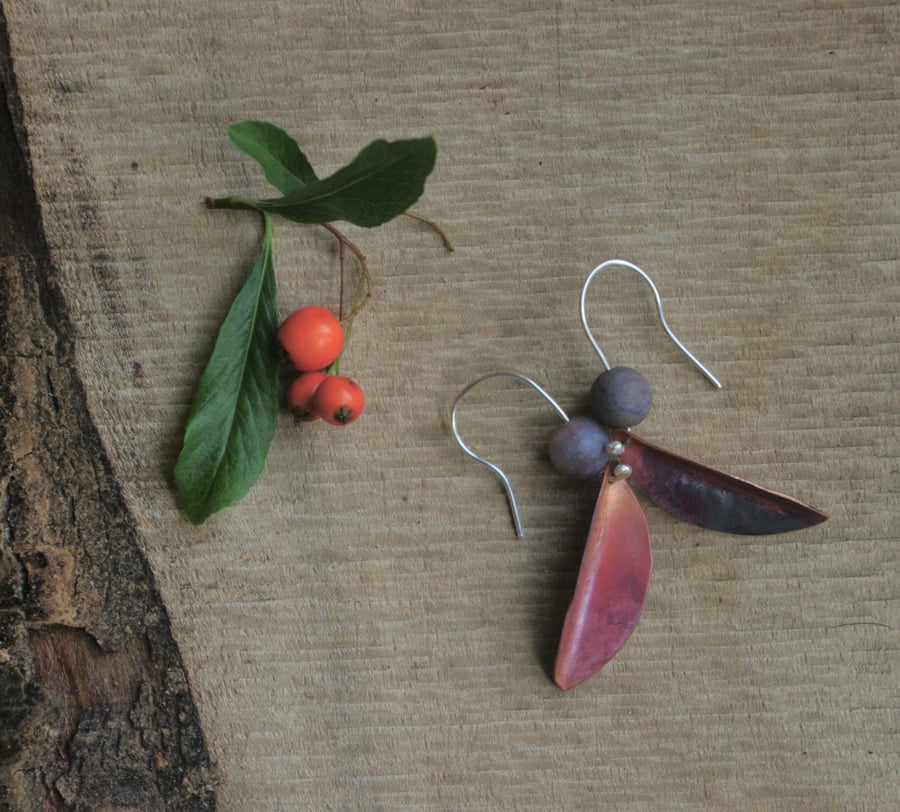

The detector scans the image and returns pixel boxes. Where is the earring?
[452,260,827,690]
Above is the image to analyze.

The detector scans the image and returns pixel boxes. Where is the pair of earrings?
[452,260,828,690]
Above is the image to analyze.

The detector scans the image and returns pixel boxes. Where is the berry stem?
[337,231,346,321]
[327,316,354,376]
[320,223,373,320]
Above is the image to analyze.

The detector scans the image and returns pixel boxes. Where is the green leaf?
[174,214,280,524]
[228,120,318,194]
[247,136,437,228]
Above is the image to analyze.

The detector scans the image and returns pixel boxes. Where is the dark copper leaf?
[554,470,653,690]
[617,431,828,535]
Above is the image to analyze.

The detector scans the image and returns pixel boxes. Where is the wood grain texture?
[3,0,897,809]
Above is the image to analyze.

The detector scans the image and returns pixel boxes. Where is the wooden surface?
[3,0,897,809]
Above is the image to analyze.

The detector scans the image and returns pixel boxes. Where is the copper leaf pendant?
[554,468,653,689]
[617,431,828,536]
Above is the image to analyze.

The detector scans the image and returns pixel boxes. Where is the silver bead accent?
[605,440,625,459]
[612,463,632,481]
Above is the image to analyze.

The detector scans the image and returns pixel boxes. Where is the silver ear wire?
[580,259,722,389]
[451,371,569,538]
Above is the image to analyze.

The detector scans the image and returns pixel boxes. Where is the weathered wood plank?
[2,0,897,809]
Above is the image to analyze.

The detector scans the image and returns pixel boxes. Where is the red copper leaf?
[617,431,828,535]
[554,469,652,690]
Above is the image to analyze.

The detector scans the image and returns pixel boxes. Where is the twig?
[204,195,257,212]
[404,211,455,251]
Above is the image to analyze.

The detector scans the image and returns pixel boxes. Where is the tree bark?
[0,8,215,809]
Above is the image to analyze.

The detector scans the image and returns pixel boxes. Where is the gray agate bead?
[590,367,652,428]
[548,417,611,479]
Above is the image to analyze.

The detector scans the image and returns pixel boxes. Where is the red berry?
[286,371,327,421]
[312,375,365,426]
[276,306,344,372]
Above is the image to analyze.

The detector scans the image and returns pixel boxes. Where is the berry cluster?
[548,366,652,477]
[276,305,365,425]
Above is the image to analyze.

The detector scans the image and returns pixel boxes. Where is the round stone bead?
[548,416,611,479]
[590,366,652,428]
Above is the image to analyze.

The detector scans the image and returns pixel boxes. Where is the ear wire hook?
[451,371,569,538]
[580,259,723,389]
